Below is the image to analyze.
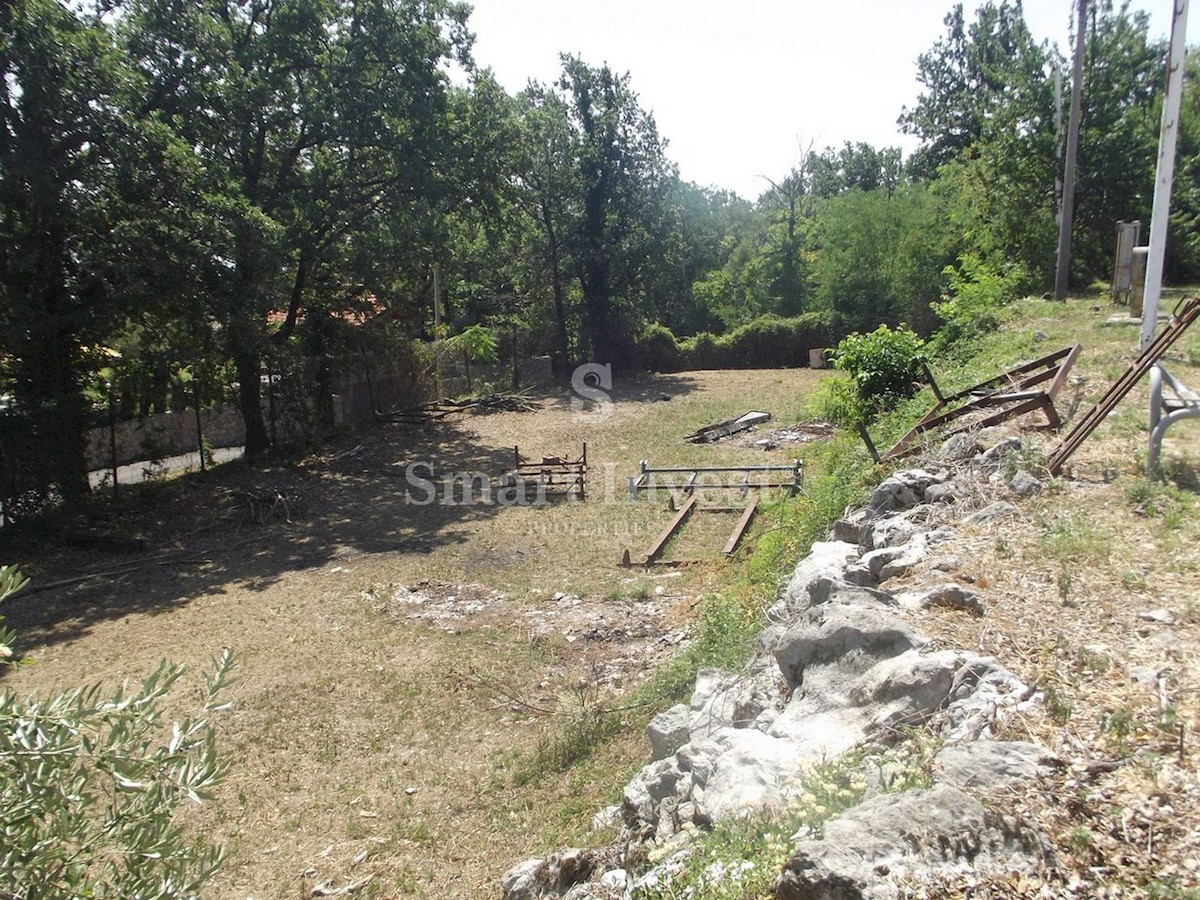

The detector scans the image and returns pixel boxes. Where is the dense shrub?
[634,312,841,372]
[634,322,684,371]
[930,254,1025,351]
[831,324,925,409]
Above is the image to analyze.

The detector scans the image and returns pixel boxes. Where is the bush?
[931,254,1025,351]
[633,322,683,372]
[831,324,925,409]
[0,566,235,898]
[634,312,842,372]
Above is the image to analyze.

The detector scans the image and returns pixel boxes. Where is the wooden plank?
[722,498,759,555]
[642,494,697,563]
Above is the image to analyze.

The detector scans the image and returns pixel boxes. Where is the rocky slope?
[501,431,1075,899]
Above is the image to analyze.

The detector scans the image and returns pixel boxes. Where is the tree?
[1072,1,1163,279]
[559,55,674,367]
[756,163,812,316]
[0,0,163,500]
[126,0,473,455]
[514,82,580,368]
[812,184,956,333]
[1,565,236,897]
[899,2,1054,180]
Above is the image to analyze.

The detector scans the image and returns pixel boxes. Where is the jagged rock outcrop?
[501,435,1058,900]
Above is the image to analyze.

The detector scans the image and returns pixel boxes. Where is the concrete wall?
[84,355,553,470]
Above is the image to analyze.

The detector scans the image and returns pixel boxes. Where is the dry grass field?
[7,294,1200,897]
[0,368,831,899]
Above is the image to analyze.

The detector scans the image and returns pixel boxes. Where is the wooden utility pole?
[1054,0,1088,301]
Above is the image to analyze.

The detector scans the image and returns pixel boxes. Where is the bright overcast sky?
[463,0,1195,200]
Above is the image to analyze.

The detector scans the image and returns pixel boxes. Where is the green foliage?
[633,323,683,372]
[632,313,838,372]
[0,613,236,897]
[831,325,925,408]
[812,183,956,333]
[804,376,869,429]
[930,253,1024,350]
[0,564,29,663]
[513,677,623,787]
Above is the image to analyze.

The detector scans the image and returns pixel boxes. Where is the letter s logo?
[570,363,613,418]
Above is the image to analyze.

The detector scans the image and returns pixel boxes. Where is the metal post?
[1139,0,1190,351]
[266,362,278,447]
[107,383,119,499]
[193,373,206,473]
[1054,0,1088,301]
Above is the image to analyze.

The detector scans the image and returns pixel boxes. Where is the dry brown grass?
[0,368,831,899]
[877,295,1200,895]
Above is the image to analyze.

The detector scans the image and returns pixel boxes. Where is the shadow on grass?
[0,374,705,660]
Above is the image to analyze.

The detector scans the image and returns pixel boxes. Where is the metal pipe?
[640,464,799,474]
[1140,0,1190,350]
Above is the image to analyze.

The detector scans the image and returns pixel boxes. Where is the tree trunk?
[18,166,90,502]
[541,204,572,371]
[233,344,271,456]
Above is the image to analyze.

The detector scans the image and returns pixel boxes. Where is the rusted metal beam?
[1048,298,1200,475]
[723,498,759,556]
[871,345,1082,461]
[641,494,697,564]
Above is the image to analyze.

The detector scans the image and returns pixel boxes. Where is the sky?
[462,0,1196,200]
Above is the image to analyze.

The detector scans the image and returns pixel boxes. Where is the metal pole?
[266,361,278,447]
[1139,0,1190,351]
[193,372,205,473]
[1054,0,1088,301]
[108,383,118,499]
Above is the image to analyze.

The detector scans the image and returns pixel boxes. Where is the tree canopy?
[0,0,1195,509]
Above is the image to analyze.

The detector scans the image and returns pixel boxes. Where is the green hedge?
[634,312,842,372]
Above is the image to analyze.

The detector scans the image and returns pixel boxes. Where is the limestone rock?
[777,786,1054,899]
[942,656,1031,741]
[692,727,809,822]
[832,507,876,544]
[689,663,781,739]
[1009,470,1043,498]
[500,849,603,900]
[860,516,920,552]
[860,546,908,581]
[939,433,980,462]
[964,500,1018,526]
[772,588,922,689]
[647,704,691,761]
[843,563,875,586]
[925,481,957,504]
[978,436,1022,470]
[868,469,947,514]
[770,540,861,620]
[934,740,1062,789]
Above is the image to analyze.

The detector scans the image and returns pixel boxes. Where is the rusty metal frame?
[867,344,1082,462]
[627,460,803,498]
[511,442,587,499]
[1049,297,1200,475]
[620,458,789,566]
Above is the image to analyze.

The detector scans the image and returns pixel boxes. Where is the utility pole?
[1139,0,1190,350]
[1054,0,1088,301]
